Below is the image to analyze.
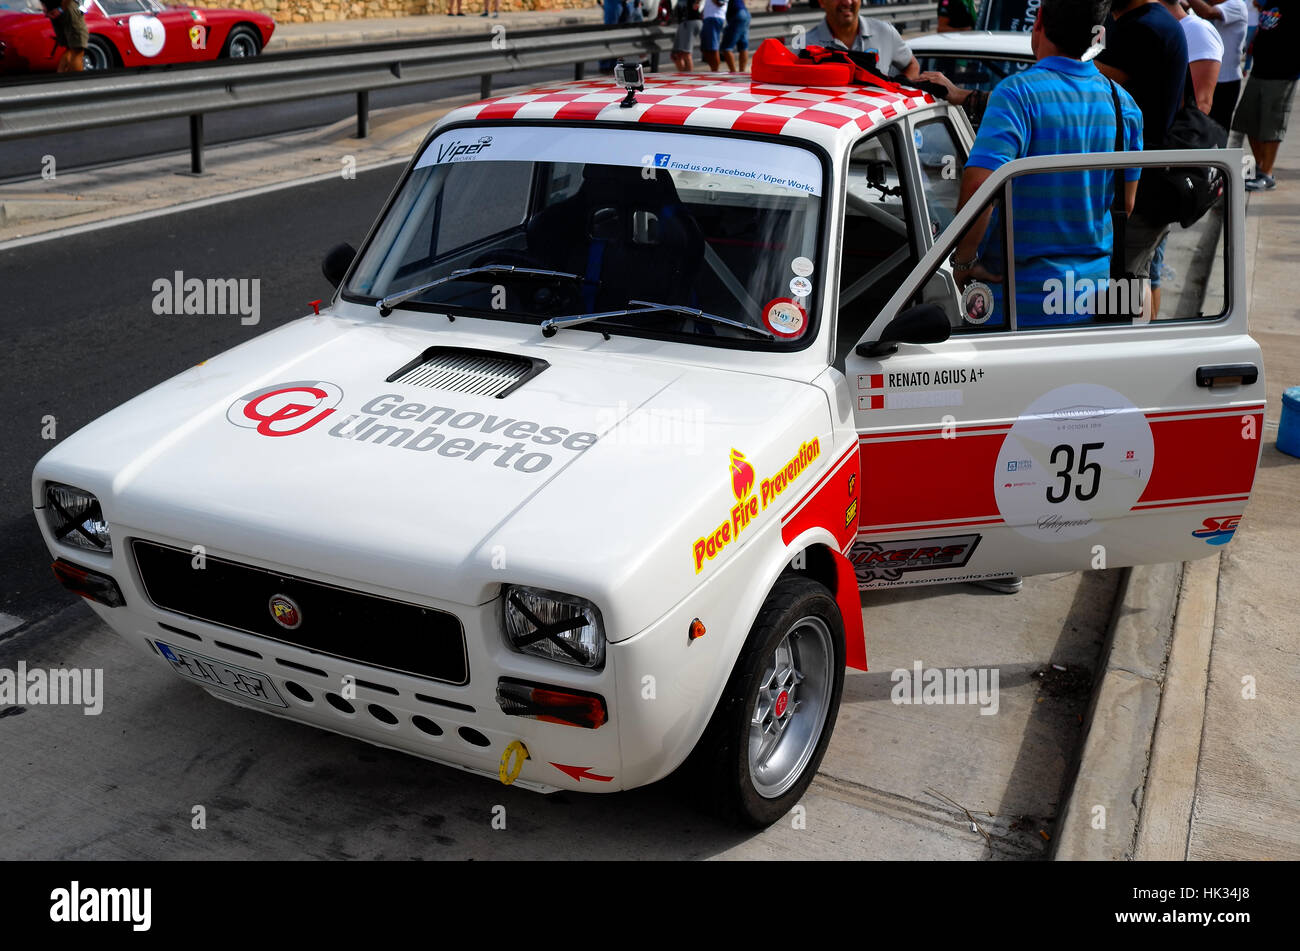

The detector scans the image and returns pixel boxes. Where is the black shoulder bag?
[1133,72,1227,228]
[1103,80,1144,323]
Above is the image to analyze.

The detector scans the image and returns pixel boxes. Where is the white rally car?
[33,61,1264,827]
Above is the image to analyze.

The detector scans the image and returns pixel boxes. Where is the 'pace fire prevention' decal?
[693,441,820,573]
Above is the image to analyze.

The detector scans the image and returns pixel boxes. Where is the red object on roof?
[752,38,912,96]
[751,37,854,86]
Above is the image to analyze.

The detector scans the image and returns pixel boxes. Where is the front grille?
[387,346,546,399]
[132,541,468,685]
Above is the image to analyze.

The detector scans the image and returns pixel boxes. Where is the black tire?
[83,36,118,72]
[221,25,261,59]
[689,575,846,827]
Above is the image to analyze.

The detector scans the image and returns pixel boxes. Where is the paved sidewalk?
[1167,128,1300,860]
[1056,117,1300,860]
[265,8,608,52]
[0,96,459,244]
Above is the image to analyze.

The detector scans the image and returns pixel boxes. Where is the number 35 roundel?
[995,384,1154,542]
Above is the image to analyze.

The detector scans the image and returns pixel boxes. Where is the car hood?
[35,314,834,634]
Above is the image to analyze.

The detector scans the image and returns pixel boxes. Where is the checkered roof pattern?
[439,75,938,147]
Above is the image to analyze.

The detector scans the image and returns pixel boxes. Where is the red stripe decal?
[782,445,860,552]
[858,517,1005,534]
[783,444,858,523]
[1131,495,1251,510]
[860,423,1013,440]
[1136,413,1262,504]
[1144,404,1265,419]
[860,431,1007,527]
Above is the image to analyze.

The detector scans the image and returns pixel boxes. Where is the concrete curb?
[1134,555,1218,860]
[1051,562,1182,859]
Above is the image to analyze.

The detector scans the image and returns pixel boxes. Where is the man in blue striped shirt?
[946,0,1145,328]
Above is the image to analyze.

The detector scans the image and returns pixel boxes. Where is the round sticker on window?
[994,384,1154,543]
[789,276,812,299]
[791,256,814,277]
[763,298,806,337]
[962,282,993,325]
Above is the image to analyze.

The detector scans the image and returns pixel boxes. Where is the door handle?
[1195,364,1258,387]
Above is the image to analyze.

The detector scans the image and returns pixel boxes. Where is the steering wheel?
[468,249,582,315]
[470,249,548,270]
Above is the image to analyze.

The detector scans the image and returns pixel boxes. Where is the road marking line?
[0,156,410,253]
[0,612,24,637]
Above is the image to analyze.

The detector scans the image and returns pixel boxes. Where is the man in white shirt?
[701,0,728,71]
[804,0,921,78]
[1188,0,1250,129]
[1159,0,1224,114]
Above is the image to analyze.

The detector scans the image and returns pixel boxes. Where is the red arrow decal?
[550,763,614,783]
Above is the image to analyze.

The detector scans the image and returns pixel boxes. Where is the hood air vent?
[386,347,547,399]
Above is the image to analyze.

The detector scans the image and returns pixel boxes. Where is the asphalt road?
[0,66,571,182]
[0,164,402,629]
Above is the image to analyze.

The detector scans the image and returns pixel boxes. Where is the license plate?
[154,640,287,708]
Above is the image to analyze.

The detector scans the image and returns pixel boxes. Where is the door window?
[913,117,967,240]
[912,162,1229,334]
[835,128,921,361]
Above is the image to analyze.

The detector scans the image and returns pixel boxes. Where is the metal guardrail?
[0,4,938,173]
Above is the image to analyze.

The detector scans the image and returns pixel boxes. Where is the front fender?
[611,440,866,790]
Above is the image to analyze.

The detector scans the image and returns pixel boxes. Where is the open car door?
[842,149,1264,590]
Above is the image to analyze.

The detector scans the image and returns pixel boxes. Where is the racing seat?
[525,164,705,312]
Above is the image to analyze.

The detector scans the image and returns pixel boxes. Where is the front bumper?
[49,525,632,794]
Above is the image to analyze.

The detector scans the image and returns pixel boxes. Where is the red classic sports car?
[0,0,274,73]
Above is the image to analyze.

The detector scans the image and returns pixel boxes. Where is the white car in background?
[908,31,1102,129]
[909,30,1035,99]
[33,62,1262,827]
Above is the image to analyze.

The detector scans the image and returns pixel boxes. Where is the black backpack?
[1134,75,1227,229]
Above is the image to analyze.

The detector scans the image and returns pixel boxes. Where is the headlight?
[44,483,112,554]
[502,585,605,669]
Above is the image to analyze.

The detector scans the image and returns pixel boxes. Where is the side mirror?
[322,242,357,288]
[856,303,951,358]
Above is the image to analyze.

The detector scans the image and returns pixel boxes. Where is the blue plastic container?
[1279,386,1300,458]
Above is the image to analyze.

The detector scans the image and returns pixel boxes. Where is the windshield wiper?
[377,265,588,316]
[541,299,776,341]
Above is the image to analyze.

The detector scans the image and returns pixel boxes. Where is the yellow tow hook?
[499,740,529,786]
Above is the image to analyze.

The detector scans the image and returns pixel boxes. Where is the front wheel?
[83,36,118,71]
[690,576,846,827]
[221,25,261,59]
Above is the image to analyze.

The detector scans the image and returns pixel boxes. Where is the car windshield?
[346,125,825,347]
[95,0,160,13]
